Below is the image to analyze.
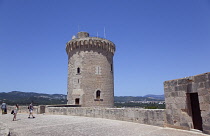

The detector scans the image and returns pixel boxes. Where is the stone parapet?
[6,106,39,114]
[44,107,165,127]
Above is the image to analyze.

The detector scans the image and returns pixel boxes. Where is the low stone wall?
[5,106,165,127]
[6,106,39,114]
[45,107,165,127]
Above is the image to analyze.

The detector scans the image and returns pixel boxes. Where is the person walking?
[1,101,7,114]
[13,104,19,121]
[28,103,35,118]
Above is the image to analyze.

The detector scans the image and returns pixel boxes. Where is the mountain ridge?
[0,91,164,105]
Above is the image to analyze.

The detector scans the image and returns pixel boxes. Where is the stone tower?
[66,32,116,107]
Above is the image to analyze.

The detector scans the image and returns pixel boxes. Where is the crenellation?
[66,36,115,56]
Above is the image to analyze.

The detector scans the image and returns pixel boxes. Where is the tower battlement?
[66,32,115,55]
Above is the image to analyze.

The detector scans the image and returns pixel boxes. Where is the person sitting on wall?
[28,103,35,118]
[1,101,7,114]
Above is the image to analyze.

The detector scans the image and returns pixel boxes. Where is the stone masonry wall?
[6,106,165,127]
[66,32,115,107]
[45,107,165,127]
[7,106,39,114]
[164,72,210,134]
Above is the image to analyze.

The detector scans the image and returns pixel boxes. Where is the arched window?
[77,67,80,74]
[96,90,101,99]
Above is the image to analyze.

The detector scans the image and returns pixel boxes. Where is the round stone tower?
[66,32,116,107]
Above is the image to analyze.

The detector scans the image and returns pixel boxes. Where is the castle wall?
[67,48,114,107]
[6,105,165,127]
[164,72,210,134]
[6,106,39,114]
[44,107,165,127]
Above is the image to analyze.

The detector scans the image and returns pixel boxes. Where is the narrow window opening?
[111,64,113,72]
[78,79,79,83]
[75,98,80,105]
[77,67,80,74]
[96,90,101,99]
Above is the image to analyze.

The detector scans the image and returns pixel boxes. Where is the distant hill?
[114,95,164,103]
[0,91,67,105]
[143,94,165,100]
[0,91,164,105]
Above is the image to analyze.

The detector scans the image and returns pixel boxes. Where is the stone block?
[202,117,210,124]
[177,91,186,97]
[166,114,173,125]
[164,87,170,92]
[169,80,178,87]
[203,124,210,131]
[165,97,175,104]
[178,79,188,85]
[201,111,210,117]
[204,95,210,103]
[177,103,187,109]
[164,81,169,88]
[187,83,192,93]
[164,92,171,98]
[198,89,208,96]
[200,103,209,111]
[198,82,205,89]
[194,74,207,83]
[191,83,199,93]
[175,86,178,91]
[174,97,186,104]
[199,96,204,103]
[180,123,189,128]
[205,81,210,89]
[171,92,178,97]
[179,85,188,91]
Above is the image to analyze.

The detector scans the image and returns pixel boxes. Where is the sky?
[0,0,210,96]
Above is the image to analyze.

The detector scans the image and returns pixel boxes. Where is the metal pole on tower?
[104,27,106,38]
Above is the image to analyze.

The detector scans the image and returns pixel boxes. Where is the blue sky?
[0,0,209,96]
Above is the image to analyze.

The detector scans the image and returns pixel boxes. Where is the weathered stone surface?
[66,32,115,107]
[45,107,165,127]
[178,79,189,85]
[200,103,209,111]
[194,74,207,83]
[166,114,173,125]
[205,81,210,89]
[203,124,210,131]
[164,72,210,134]
[180,122,189,128]
[198,82,205,89]
[198,89,208,96]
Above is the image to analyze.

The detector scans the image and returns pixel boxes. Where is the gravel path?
[0,113,208,136]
